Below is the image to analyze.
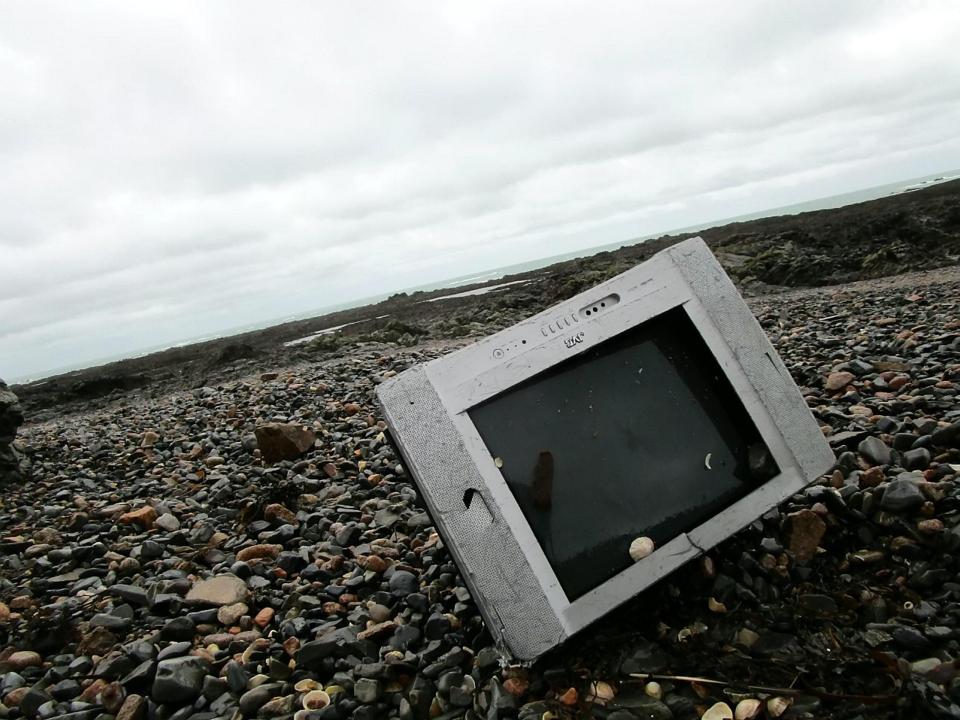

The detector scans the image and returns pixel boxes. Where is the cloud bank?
[1,1,959,381]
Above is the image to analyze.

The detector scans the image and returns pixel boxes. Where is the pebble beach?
[3,262,960,719]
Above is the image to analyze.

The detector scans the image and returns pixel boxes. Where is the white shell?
[302,690,331,710]
[708,597,728,613]
[629,536,655,562]
[643,681,661,700]
[294,679,321,693]
[701,702,733,720]
[766,697,792,718]
[734,699,762,720]
[585,681,615,704]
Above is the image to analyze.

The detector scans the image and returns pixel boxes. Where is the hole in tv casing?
[579,293,620,318]
[462,487,494,526]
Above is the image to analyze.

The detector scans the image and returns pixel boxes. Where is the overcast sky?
[2,2,959,383]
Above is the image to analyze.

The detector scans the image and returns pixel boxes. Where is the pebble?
[217,602,248,626]
[858,436,892,466]
[184,575,249,606]
[825,371,855,391]
[880,479,926,512]
[4,651,41,671]
[155,513,180,532]
[152,656,208,703]
[785,509,826,562]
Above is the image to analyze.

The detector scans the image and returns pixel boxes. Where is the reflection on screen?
[468,307,777,600]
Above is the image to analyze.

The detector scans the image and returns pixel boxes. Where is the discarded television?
[377,237,833,660]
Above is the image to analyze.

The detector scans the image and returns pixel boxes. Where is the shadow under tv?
[377,236,834,661]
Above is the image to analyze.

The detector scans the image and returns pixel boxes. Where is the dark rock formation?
[0,378,26,484]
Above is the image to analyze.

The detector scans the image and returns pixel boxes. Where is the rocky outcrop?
[0,378,26,484]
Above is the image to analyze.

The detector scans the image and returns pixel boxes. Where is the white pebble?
[701,702,733,720]
[629,536,655,561]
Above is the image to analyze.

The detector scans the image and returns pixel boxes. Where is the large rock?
[857,436,892,466]
[152,656,208,703]
[880,478,925,512]
[0,378,25,484]
[785,509,826,563]
[931,422,960,448]
[185,575,248,606]
[253,423,316,463]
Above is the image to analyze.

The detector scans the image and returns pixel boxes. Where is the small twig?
[626,673,900,705]
[628,673,802,696]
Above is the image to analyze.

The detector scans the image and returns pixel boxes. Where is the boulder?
[0,378,26,484]
[254,423,316,463]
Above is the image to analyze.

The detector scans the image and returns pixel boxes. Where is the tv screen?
[468,307,777,600]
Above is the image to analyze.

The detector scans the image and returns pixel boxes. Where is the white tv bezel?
[377,237,833,661]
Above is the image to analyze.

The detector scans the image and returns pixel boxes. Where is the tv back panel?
[376,237,833,661]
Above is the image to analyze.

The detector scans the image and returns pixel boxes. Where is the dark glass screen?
[468,307,776,600]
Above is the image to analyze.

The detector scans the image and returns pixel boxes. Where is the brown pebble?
[5,650,41,671]
[80,679,110,703]
[825,371,854,391]
[254,607,275,628]
[118,505,156,529]
[101,681,125,714]
[116,694,146,720]
[236,544,282,562]
[859,467,885,488]
[283,637,300,656]
[359,555,388,573]
[4,687,29,707]
[503,677,529,697]
[786,509,826,563]
[918,518,944,534]
[263,503,298,525]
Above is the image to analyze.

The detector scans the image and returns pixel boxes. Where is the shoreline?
[11,177,960,420]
